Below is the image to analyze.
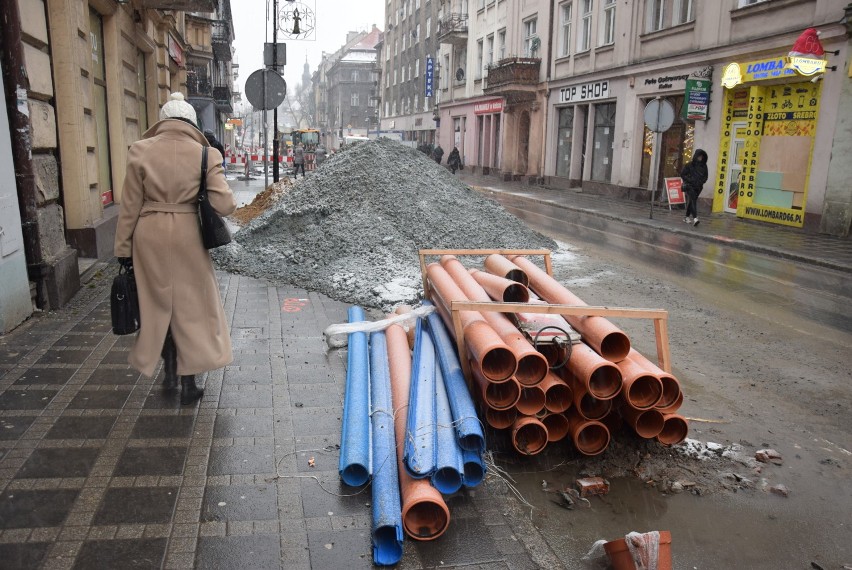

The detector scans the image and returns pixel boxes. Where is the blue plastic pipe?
[368,331,404,565]
[339,306,371,487]
[462,448,486,488]
[404,319,437,478]
[424,302,486,452]
[432,365,465,494]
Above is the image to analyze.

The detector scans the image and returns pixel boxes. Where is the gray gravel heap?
[213,138,555,309]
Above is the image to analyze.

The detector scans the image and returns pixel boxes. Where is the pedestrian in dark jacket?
[447,146,461,175]
[681,149,708,227]
[203,129,226,168]
[432,144,444,164]
[293,143,306,178]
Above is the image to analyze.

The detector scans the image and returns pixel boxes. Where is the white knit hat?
[159,92,197,126]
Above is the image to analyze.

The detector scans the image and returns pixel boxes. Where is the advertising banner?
[425,57,434,97]
[663,178,686,205]
[683,78,711,121]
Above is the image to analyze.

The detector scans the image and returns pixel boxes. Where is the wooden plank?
[450,301,668,320]
[654,316,672,373]
[419,252,430,298]
[418,248,552,257]
[544,252,553,276]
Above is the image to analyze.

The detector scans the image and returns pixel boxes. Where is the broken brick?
[575,477,610,497]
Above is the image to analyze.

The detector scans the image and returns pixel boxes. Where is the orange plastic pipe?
[483,253,529,287]
[426,263,517,382]
[565,372,613,420]
[439,256,547,386]
[617,356,663,410]
[627,349,681,410]
[541,413,570,442]
[385,323,450,540]
[657,414,689,445]
[621,405,665,439]
[507,255,631,362]
[468,267,530,303]
[567,409,611,456]
[511,415,549,455]
[485,406,517,429]
[655,390,683,414]
[470,361,521,410]
[516,384,546,415]
[566,343,623,400]
[539,371,573,413]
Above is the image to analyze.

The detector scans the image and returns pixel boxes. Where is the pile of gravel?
[213,138,555,309]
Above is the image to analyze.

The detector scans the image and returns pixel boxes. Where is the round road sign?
[245,69,287,111]
[643,98,676,133]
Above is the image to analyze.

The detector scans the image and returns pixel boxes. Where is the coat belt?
[140,201,198,215]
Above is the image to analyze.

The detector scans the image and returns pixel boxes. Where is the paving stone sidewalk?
[0,264,556,570]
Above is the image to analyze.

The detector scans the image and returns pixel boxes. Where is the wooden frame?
[418,249,672,383]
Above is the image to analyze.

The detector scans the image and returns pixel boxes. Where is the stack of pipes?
[425,254,688,459]
[338,305,486,565]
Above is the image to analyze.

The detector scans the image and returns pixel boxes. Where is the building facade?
[0,0,235,333]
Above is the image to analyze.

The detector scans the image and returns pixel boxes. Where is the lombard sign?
[559,80,609,103]
[721,57,806,89]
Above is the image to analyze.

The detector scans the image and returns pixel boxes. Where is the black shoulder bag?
[111,264,140,335]
[198,146,232,249]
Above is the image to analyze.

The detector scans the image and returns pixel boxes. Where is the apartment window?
[600,0,615,46]
[479,0,485,8]
[385,101,389,116]
[409,63,413,81]
[351,70,358,81]
[394,40,398,55]
[476,39,483,79]
[351,92,359,106]
[560,2,572,57]
[402,33,407,51]
[523,17,538,58]
[416,0,420,9]
[674,0,693,23]
[738,0,768,5]
[426,17,431,37]
[402,66,406,82]
[646,0,664,32]
[392,101,397,115]
[414,94,419,111]
[416,24,421,42]
[394,69,397,84]
[498,29,506,60]
[578,0,592,52]
[486,34,494,66]
[442,53,450,88]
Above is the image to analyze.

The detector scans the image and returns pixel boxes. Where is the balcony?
[483,57,541,104]
[436,13,468,47]
[187,74,213,98]
[213,85,233,113]
[141,0,216,10]
[212,21,232,61]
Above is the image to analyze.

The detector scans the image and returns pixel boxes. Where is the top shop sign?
[559,80,610,103]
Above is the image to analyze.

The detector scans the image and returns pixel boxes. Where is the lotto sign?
[425,57,434,97]
[664,178,686,205]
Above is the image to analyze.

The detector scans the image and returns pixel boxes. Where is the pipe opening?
[516,387,546,415]
[506,269,529,287]
[513,423,548,455]
[657,376,681,409]
[404,501,450,540]
[536,343,567,368]
[542,414,570,442]
[485,408,516,429]
[632,409,665,438]
[588,365,623,400]
[503,283,530,303]
[459,434,485,452]
[480,347,517,382]
[340,464,370,487]
[544,384,573,413]
[599,332,631,362]
[516,353,550,386]
[574,422,610,456]
[485,380,521,410]
[626,375,663,409]
[578,393,612,420]
[463,459,486,487]
[432,468,463,495]
[372,526,403,564]
[658,415,689,445]
[655,390,683,414]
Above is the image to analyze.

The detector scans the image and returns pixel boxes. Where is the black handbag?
[111,265,140,335]
[198,146,232,249]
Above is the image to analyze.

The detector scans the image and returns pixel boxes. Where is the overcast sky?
[232,0,385,100]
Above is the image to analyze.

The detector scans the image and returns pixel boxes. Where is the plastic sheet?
[324,305,436,348]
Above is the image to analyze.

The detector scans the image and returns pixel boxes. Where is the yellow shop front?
[715,55,827,228]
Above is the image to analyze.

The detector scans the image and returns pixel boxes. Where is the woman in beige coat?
[114,93,237,405]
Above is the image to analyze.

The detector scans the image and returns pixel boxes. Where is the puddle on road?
[507,468,848,569]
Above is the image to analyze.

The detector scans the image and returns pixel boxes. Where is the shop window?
[591,102,615,182]
[640,95,694,187]
[556,107,574,178]
[578,0,592,52]
[560,2,572,57]
[90,9,114,205]
[600,0,616,46]
[136,50,149,133]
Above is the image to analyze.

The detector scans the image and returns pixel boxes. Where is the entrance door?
[517,111,530,174]
[725,122,747,213]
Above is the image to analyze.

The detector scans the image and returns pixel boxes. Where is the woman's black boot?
[180,375,204,405]
[161,330,178,390]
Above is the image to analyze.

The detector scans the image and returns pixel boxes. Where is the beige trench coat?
[114,119,237,378]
